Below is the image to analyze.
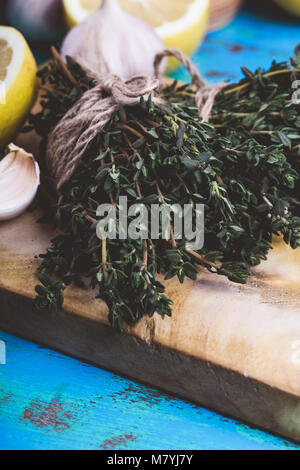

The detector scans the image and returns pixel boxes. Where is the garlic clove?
[61,0,166,80]
[0,143,40,221]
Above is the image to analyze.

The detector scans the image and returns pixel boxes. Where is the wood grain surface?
[1,210,300,442]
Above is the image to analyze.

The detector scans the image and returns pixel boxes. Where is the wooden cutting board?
[1,208,300,442]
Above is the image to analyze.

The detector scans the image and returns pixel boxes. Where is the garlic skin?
[0,144,40,222]
[61,0,166,79]
[6,0,65,42]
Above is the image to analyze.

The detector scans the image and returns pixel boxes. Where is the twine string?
[46,49,226,192]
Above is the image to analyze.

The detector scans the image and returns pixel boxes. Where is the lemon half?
[63,0,210,69]
[0,27,37,147]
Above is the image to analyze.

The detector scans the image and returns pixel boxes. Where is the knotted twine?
[46,49,227,192]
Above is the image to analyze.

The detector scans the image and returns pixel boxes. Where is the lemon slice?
[64,0,102,25]
[0,27,37,147]
[63,0,210,69]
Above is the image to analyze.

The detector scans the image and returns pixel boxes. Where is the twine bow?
[46,49,227,192]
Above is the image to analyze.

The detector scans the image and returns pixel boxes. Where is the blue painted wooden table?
[1,331,299,451]
[1,5,300,450]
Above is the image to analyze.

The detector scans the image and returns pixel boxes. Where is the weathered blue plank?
[171,6,300,84]
[0,331,298,450]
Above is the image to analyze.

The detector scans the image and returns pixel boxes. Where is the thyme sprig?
[29,53,300,329]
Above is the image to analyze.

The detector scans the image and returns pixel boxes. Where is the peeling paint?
[0,390,12,410]
[110,383,177,407]
[21,398,73,432]
[100,434,137,450]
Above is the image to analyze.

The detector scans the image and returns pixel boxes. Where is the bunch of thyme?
[29,53,300,329]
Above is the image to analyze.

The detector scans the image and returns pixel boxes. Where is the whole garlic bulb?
[6,0,65,42]
[61,0,166,79]
[0,144,40,221]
